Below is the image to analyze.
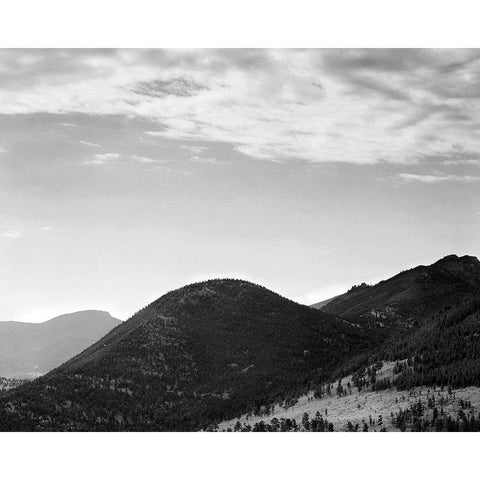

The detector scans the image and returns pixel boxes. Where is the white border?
[0,0,479,47]
[0,431,478,479]
[1,1,479,478]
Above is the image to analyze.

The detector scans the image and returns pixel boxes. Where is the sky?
[1,48,479,323]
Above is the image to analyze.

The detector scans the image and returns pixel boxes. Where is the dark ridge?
[320,254,480,328]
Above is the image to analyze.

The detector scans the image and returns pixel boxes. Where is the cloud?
[79,140,102,147]
[442,159,480,166]
[41,226,52,231]
[84,153,121,165]
[130,155,165,164]
[343,73,411,102]
[84,152,167,166]
[420,145,480,166]
[94,153,120,161]
[188,155,226,165]
[132,77,208,98]
[320,49,428,74]
[398,173,480,184]
[0,230,22,240]
[181,144,208,154]
[2,49,480,166]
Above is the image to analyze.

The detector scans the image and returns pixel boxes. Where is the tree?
[302,413,310,431]
[271,417,280,431]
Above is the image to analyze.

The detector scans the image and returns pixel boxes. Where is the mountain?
[1,255,479,432]
[0,311,122,378]
[0,279,378,431]
[319,255,480,328]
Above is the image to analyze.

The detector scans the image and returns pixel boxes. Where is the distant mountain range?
[0,254,479,431]
[0,311,121,378]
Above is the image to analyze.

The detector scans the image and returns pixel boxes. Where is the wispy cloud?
[398,173,480,184]
[132,77,208,98]
[442,159,480,166]
[84,153,167,166]
[79,140,102,147]
[0,230,22,240]
[181,144,208,154]
[419,145,480,167]
[84,153,121,165]
[2,49,480,166]
[188,155,225,165]
[130,155,165,164]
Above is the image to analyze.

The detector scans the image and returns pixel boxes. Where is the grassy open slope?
[219,361,480,432]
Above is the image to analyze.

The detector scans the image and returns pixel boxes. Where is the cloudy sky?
[1,49,479,322]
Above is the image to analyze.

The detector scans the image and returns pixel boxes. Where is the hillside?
[319,255,480,328]
[310,295,340,310]
[384,295,480,389]
[219,361,480,432]
[0,279,378,431]
[0,311,121,378]
[218,294,480,431]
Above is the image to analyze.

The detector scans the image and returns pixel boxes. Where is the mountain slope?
[0,279,378,431]
[219,297,480,432]
[320,255,480,328]
[310,294,340,310]
[385,295,480,389]
[0,311,121,378]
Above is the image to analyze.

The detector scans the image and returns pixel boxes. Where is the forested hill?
[320,254,480,328]
[0,279,377,431]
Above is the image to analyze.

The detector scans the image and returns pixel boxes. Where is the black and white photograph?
[1,1,479,478]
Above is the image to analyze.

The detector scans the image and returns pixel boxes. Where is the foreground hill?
[0,311,121,378]
[0,279,377,431]
[318,255,480,329]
